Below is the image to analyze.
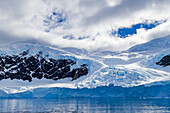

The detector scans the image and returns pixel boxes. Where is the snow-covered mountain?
[0,35,169,98]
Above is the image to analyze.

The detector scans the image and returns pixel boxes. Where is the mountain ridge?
[0,35,169,97]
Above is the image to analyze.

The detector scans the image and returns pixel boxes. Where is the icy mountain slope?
[0,35,169,96]
[76,36,170,88]
[128,35,170,53]
[77,59,170,88]
[0,41,102,93]
[140,48,170,72]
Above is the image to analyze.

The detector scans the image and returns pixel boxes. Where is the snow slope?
[128,35,170,53]
[0,35,169,97]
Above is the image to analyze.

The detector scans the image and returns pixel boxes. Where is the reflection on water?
[0,98,169,112]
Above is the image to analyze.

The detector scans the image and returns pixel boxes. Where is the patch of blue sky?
[111,20,166,38]
[63,35,89,40]
[44,11,66,32]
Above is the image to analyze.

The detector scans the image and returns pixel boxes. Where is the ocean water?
[0,98,169,113]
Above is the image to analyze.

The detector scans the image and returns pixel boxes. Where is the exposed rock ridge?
[0,50,88,82]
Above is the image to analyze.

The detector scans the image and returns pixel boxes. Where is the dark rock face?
[156,55,170,67]
[0,50,88,82]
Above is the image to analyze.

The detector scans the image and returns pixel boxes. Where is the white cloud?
[0,0,170,52]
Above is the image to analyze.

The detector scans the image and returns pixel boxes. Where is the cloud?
[0,0,170,52]
[83,0,149,25]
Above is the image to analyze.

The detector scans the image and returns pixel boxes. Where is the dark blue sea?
[0,98,169,113]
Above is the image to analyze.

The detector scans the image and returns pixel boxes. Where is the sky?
[0,0,170,52]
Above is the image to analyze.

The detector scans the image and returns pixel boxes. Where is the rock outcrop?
[156,54,170,67]
[0,50,88,82]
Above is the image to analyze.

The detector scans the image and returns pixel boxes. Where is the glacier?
[0,35,169,98]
